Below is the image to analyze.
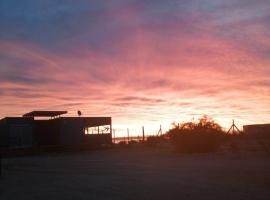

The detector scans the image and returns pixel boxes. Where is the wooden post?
[142,126,145,142]
[110,122,112,136]
[127,128,129,144]
[113,129,115,144]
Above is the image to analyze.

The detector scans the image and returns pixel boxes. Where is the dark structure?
[0,111,112,149]
[243,123,270,138]
[226,120,241,134]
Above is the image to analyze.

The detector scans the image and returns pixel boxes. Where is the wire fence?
[112,125,163,144]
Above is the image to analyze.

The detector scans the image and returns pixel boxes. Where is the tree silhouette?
[170,115,222,132]
[168,116,226,153]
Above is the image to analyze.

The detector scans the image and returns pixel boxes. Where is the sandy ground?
[0,147,270,200]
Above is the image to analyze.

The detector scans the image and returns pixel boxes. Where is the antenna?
[77,110,82,117]
[227,120,241,134]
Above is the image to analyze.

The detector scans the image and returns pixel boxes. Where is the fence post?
[142,126,145,142]
[127,128,129,144]
[113,129,115,144]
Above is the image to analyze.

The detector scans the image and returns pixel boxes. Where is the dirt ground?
[0,147,270,200]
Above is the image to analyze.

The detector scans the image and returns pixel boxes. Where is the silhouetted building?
[0,111,112,149]
[243,124,270,137]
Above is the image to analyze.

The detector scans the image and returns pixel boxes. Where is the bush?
[128,140,138,145]
[146,136,165,147]
[118,141,127,146]
[168,116,227,153]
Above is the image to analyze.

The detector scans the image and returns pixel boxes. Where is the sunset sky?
[0,0,270,136]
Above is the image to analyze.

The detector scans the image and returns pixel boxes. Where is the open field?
[1,147,270,200]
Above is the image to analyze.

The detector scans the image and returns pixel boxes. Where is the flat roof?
[23,111,67,117]
[244,123,270,127]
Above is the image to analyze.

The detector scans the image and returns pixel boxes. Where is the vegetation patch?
[167,116,227,153]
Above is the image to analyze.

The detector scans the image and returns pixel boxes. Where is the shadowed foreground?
[1,148,270,200]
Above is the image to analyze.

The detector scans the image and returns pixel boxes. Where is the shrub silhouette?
[128,140,138,145]
[168,116,227,153]
[146,135,166,147]
[118,141,127,146]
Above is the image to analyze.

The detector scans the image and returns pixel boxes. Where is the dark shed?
[0,111,112,149]
[0,117,34,149]
[243,124,270,138]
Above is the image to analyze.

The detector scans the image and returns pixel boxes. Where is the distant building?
[0,111,112,149]
[243,124,270,137]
